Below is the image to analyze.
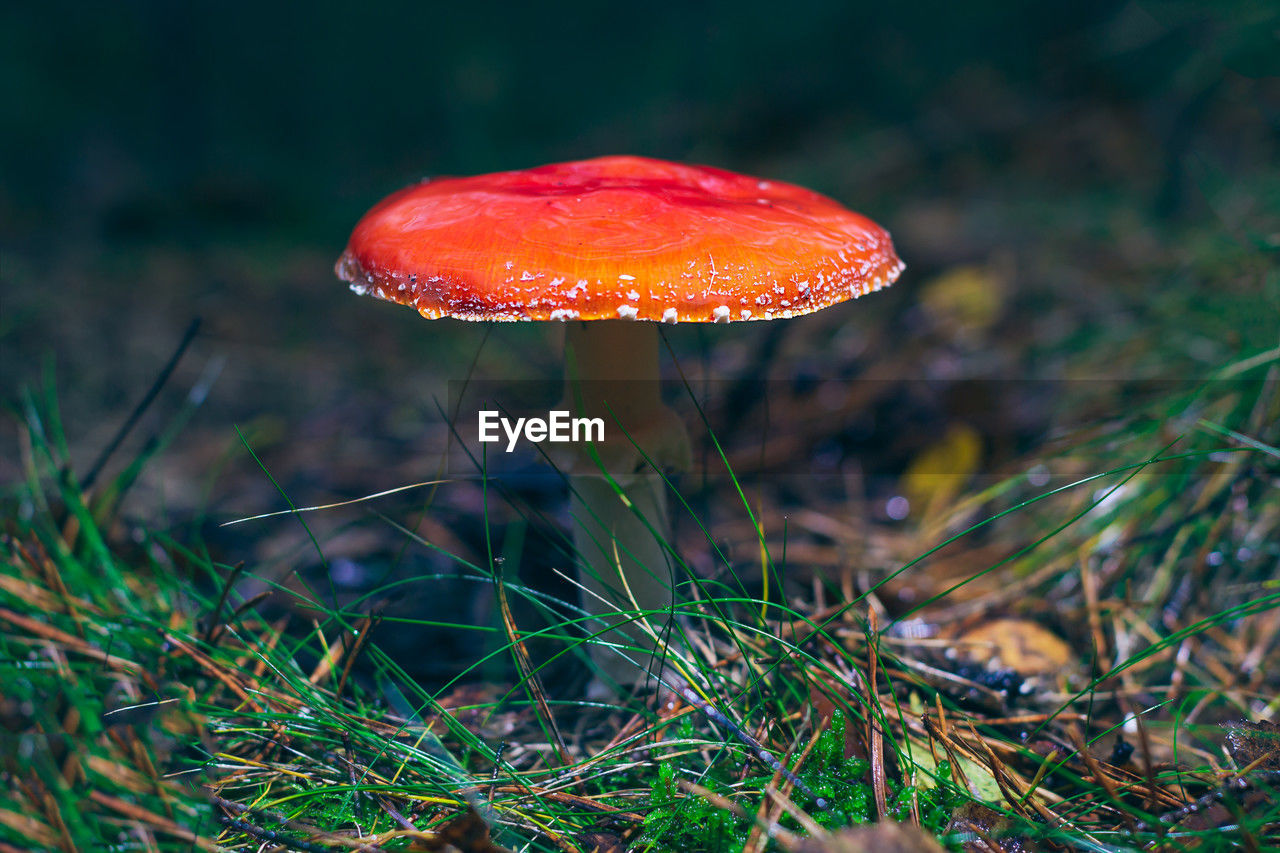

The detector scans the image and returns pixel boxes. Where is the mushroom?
[336,155,903,694]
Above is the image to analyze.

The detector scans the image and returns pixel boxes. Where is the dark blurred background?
[2,0,1277,683]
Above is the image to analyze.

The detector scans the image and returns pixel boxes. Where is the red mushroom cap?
[336,155,903,323]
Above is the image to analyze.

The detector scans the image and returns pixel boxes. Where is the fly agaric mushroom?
[337,155,903,693]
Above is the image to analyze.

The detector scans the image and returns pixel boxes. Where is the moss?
[637,711,958,851]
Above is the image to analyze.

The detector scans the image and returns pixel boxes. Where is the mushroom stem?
[564,321,688,693]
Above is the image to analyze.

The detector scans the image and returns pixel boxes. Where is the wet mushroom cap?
[336,155,904,323]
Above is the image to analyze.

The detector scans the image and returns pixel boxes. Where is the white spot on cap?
[549,308,578,321]
[550,276,565,286]
[505,260,514,270]
[626,289,640,301]
[661,307,678,323]
[617,305,639,320]
[712,305,730,322]
[619,274,635,281]
[757,180,771,189]
[740,309,753,320]
[348,282,369,296]
[520,271,536,281]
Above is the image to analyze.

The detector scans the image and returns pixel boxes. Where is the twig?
[336,611,382,703]
[82,317,201,490]
[494,569,573,767]
[211,795,384,852]
[202,561,247,647]
[217,816,339,853]
[866,608,888,820]
[680,687,828,810]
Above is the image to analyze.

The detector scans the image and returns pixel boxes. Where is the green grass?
[2,345,1279,851]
